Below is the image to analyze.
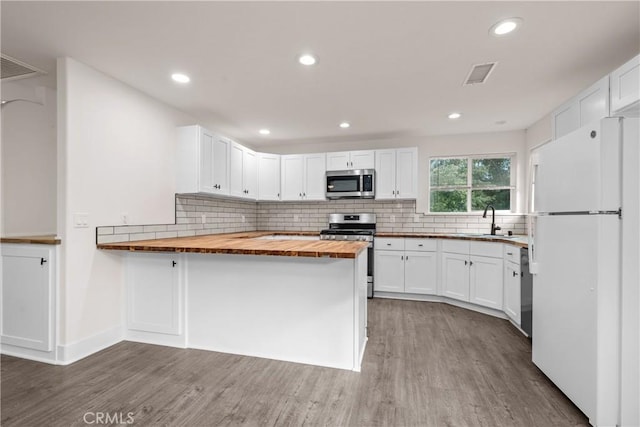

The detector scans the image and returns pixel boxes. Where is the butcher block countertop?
[1,235,61,245]
[97,231,367,259]
[376,232,528,248]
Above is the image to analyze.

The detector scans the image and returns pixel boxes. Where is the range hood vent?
[463,62,497,85]
[1,54,45,81]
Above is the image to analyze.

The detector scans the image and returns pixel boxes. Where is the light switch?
[73,213,89,228]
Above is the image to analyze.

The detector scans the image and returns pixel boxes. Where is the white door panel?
[532,215,598,419]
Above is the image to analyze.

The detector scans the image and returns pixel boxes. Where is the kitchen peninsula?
[98,232,369,371]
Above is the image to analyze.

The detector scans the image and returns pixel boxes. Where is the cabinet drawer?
[442,239,469,254]
[503,245,520,265]
[375,238,405,251]
[470,241,503,258]
[404,238,437,252]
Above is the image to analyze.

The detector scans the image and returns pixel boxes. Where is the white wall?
[1,80,57,236]
[268,130,527,214]
[57,57,193,346]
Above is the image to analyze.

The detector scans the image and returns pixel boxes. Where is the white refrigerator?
[529,117,638,426]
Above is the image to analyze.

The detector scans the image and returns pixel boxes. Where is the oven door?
[326,171,363,199]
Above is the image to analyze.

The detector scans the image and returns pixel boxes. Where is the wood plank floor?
[1,299,588,426]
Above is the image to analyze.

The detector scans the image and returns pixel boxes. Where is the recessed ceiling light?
[171,73,190,83]
[259,129,271,135]
[448,112,462,119]
[490,18,523,36]
[339,122,350,129]
[298,54,317,66]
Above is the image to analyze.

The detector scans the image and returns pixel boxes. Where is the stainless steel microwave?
[326,169,375,199]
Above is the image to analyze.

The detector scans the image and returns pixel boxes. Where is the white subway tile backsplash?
[96,195,527,244]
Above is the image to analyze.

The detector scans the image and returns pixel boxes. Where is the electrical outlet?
[73,213,89,228]
[201,214,207,224]
[390,215,396,223]
[121,213,129,224]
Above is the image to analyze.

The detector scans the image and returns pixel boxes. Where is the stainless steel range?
[320,213,376,298]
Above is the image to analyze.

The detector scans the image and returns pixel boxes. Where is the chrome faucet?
[482,204,501,235]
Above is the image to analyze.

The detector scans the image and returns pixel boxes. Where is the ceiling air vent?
[1,54,45,81]
[463,62,497,85]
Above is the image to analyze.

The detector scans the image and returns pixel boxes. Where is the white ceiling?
[2,1,639,147]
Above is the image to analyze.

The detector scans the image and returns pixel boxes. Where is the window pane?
[430,190,467,212]
[471,189,511,211]
[472,158,511,187]
[430,159,467,187]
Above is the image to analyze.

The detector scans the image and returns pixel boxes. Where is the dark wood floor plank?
[1,299,588,426]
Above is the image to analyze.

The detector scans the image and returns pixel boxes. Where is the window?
[429,155,515,213]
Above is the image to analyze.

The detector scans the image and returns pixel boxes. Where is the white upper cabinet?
[176,125,230,195]
[257,153,281,201]
[229,142,257,200]
[326,150,375,171]
[281,154,326,201]
[375,148,418,200]
[610,54,640,115]
[551,76,610,140]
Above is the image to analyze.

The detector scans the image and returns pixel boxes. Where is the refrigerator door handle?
[528,214,539,274]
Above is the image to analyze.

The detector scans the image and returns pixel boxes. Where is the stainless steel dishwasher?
[520,247,533,337]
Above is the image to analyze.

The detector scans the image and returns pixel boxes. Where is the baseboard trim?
[373,293,507,320]
[125,330,187,349]
[57,326,123,365]
[1,344,58,364]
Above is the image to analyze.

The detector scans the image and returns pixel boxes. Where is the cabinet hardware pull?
[387,243,391,246]
[418,244,423,247]
[277,193,280,198]
[40,258,47,265]
[401,255,404,260]
[512,271,517,277]
[507,252,513,255]
[172,260,177,267]
[464,260,468,265]
[469,261,473,266]
[303,192,306,197]
[406,255,409,260]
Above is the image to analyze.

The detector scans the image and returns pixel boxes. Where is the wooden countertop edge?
[1,236,61,245]
[375,232,528,248]
[97,243,363,259]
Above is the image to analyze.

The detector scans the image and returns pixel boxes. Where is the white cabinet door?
[281,155,304,200]
[552,76,610,139]
[1,245,54,352]
[395,147,418,199]
[611,54,640,114]
[243,148,257,199]
[469,255,503,310]
[258,153,281,201]
[326,151,350,171]
[375,149,396,200]
[351,150,375,170]
[212,135,230,195]
[374,250,405,292]
[442,252,469,301]
[303,153,326,200]
[199,129,215,193]
[504,261,521,324]
[229,142,245,198]
[404,250,437,294]
[127,254,182,335]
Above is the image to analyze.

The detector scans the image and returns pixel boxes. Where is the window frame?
[428,153,516,214]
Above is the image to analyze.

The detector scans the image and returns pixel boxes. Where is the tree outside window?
[429,156,514,213]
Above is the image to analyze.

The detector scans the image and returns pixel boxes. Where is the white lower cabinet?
[1,244,56,352]
[441,241,504,310]
[503,244,522,324]
[127,253,183,336]
[442,252,470,301]
[374,238,437,295]
[469,255,503,310]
